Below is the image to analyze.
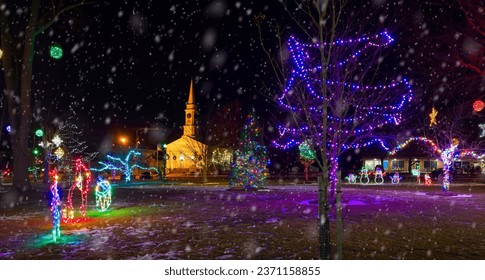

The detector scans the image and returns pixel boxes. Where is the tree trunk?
[336,170,343,260]
[202,166,208,183]
[43,152,50,183]
[318,175,331,260]
[329,158,339,197]
[11,133,31,192]
[304,163,309,183]
[4,0,40,194]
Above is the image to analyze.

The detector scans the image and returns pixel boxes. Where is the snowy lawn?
[0,183,484,259]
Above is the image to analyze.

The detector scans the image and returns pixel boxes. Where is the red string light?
[62,159,92,223]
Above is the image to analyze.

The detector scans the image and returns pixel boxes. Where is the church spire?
[188,79,194,105]
[183,80,196,138]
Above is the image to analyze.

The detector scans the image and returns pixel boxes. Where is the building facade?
[165,80,206,172]
[165,81,232,173]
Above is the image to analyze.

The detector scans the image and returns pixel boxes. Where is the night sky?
[31,1,283,132]
[1,0,482,159]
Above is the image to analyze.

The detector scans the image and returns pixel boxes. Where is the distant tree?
[207,100,244,150]
[391,101,485,191]
[93,150,158,183]
[37,111,96,183]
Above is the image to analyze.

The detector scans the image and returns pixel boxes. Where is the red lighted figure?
[62,159,92,223]
[424,173,432,185]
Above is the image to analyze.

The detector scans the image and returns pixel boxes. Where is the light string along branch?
[91,150,159,182]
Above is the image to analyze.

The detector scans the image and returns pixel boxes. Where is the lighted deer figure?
[62,159,92,222]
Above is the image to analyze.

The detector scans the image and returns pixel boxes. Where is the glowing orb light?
[0,49,3,59]
[473,100,484,112]
[35,129,44,137]
[49,44,63,60]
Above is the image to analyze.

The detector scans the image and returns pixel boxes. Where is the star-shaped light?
[52,135,62,147]
[480,124,485,138]
[429,107,438,127]
[54,147,65,159]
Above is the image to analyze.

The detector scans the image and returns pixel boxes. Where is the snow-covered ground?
[0,183,484,259]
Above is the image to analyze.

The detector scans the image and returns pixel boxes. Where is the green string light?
[298,140,316,161]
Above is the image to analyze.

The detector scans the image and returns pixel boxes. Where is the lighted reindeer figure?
[62,159,92,222]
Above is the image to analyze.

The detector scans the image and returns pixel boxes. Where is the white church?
[165,81,232,173]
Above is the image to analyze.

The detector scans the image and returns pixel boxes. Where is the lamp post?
[156,143,167,180]
[119,136,128,146]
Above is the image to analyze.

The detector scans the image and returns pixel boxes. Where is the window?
[391,160,404,170]
[424,161,438,171]
[364,159,380,171]
[383,160,389,170]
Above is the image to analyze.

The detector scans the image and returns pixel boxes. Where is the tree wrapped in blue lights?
[230,109,269,190]
[273,31,413,194]
[92,150,158,182]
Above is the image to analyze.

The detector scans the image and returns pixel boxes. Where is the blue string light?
[49,169,62,241]
[92,150,159,182]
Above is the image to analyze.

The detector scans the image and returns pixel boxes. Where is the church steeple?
[183,80,196,138]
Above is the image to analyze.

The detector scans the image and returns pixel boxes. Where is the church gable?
[166,136,206,154]
[166,136,207,171]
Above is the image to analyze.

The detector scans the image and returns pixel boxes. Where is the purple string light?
[274,32,413,151]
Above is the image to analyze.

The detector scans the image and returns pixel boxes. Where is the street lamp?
[119,136,128,146]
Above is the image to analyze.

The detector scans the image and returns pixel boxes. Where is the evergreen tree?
[230,109,268,190]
